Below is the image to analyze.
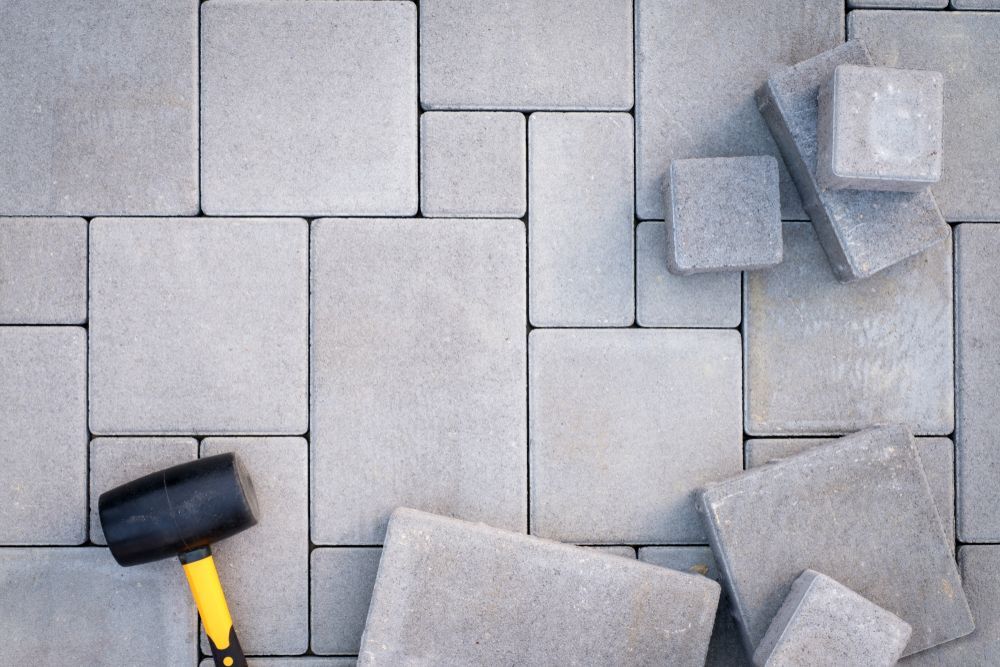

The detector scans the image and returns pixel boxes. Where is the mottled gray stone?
[952,0,1000,7]
[202,437,309,655]
[758,40,949,281]
[754,570,912,667]
[89,218,308,435]
[419,0,632,110]
[0,327,86,544]
[699,425,973,657]
[311,548,381,655]
[310,219,526,544]
[0,0,198,215]
[359,509,720,666]
[850,11,1000,221]
[529,329,742,544]
[420,112,526,218]
[818,65,943,192]
[635,0,843,221]
[202,661,355,667]
[0,218,87,324]
[201,0,417,216]
[849,0,946,6]
[528,113,634,326]
[587,546,637,559]
[665,157,783,275]
[0,548,196,664]
[89,437,198,545]
[744,222,953,436]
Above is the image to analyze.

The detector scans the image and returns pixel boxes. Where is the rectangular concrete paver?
[359,508,720,666]
[419,0,632,110]
[849,0,946,6]
[89,218,308,435]
[202,661,356,667]
[528,113,634,327]
[310,219,526,544]
[311,548,381,655]
[952,0,1000,7]
[530,329,742,544]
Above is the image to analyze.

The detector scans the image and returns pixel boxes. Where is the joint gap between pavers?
[197,0,203,217]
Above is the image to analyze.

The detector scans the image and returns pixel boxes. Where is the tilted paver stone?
[201,0,417,216]
[311,548,381,655]
[310,219,526,544]
[635,0,843,221]
[420,112,526,218]
[665,156,783,275]
[753,570,912,667]
[699,425,973,657]
[202,437,309,655]
[0,327,86,544]
[89,218,308,435]
[744,221,953,436]
[849,0,946,6]
[0,218,86,324]
[529,329,742,544]
[0,548,195,664]
[528,113,634,327]
[849,13,1000,217]
[419,0,632,110]
[359,508,720,666]
[0,0,198,215]
[758,40,949,281]
[89,437,198,545]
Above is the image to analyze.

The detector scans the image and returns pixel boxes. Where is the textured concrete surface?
[850,0,946,5]
[202,661,356,667]
[311,548,381,655]
[359,508,720,666]
[699,425,972,657]
[952,0,1000,6]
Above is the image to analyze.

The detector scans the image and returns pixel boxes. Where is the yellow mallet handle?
[181,549,247,667]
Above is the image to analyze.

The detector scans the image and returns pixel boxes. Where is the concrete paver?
[311,548,381,655]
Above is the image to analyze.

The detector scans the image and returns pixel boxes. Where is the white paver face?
[311,548,381,655]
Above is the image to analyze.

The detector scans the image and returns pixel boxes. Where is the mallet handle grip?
[181,550,248,667]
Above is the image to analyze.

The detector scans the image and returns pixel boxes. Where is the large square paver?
[311,219,526,544]
[202,437,309,655]
[529,329,742,544]
[0,0,198,215]
[311,548,381,655]
[201,0,417,216]
[419,0,632,110]
[359,508,720,666]
[0,327,86,544]
[635,0,843,221]
[850,11,1000,221]
[89,218,308,435]
[744,221,953,436]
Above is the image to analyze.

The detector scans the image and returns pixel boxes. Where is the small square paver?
[89,218,308,435]
[530,329,742,544]
[311,219,526,544]
[754,570,912,667]
[359,508,721,666]
[201,0,417,216]
[89,437,198,545]
[817,65,943,192]
[758,40,949,281]
[311,548,381,655]
[0,548,196,664]
[635,0,844,221]
[699,425,973,657]
[0,0,198,215]
[744,221,953,436]
[0,327,86,544]
[665,157,782,275]
[201,437,309,655]
[0,218,87,324]
[419,0,632,110]
[528,113,634,327]
[420,112,526,218]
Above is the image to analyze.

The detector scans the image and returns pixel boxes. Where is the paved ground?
[1,1,999,665]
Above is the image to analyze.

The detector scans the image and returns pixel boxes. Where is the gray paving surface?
[310,548,382,655]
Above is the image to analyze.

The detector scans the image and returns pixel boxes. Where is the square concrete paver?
[419,0,632,110]
[311,548,381,655]
[0,327,86,544]
[744,221,953,436]
[202,437,309,655]
[311,219,526,544]
[530,329,742,544]
[201,0,417,216]
[89,218,308,435]
[528,113,634,327]
[0,0,198,215]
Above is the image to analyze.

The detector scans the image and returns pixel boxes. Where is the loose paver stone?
[359,508,720,666]
[311,548,381,655]
[699,425,973,657]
